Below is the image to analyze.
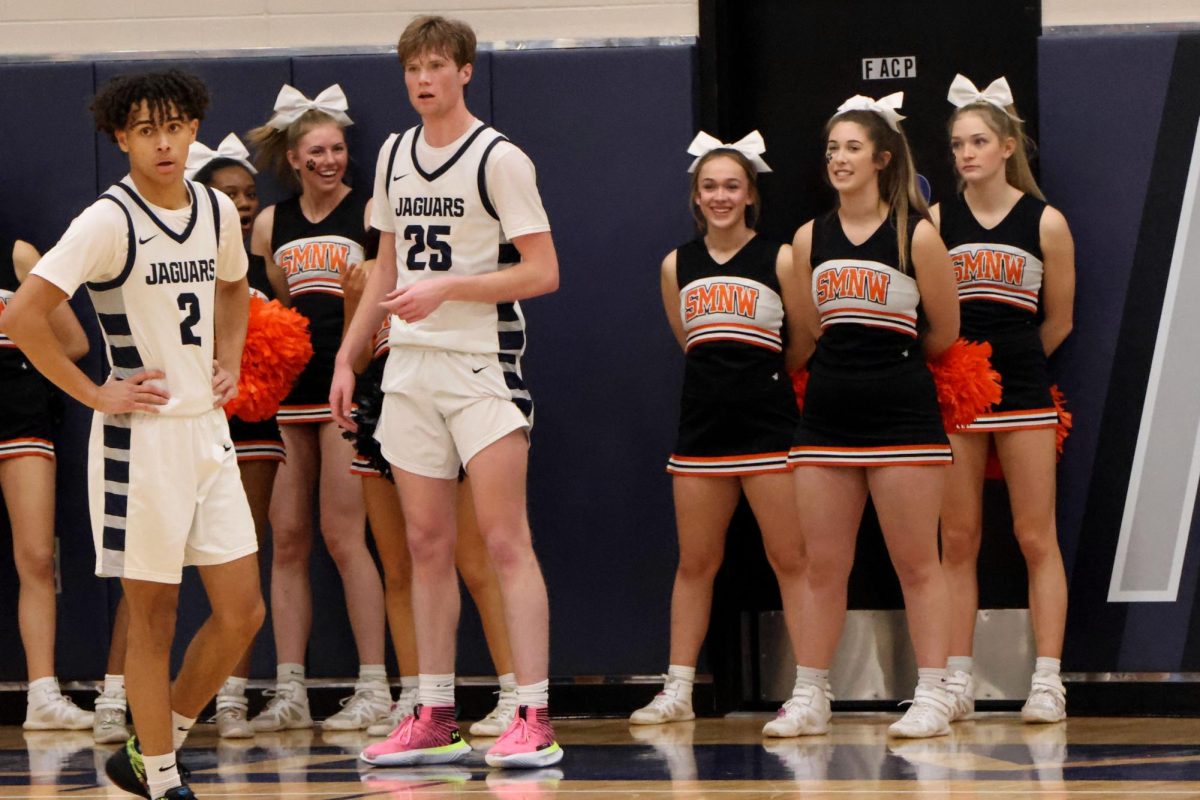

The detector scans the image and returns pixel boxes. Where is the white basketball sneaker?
[323,682,392,731]
[250,681,314,732]
[470,685,520,736]
[630,676,694,725]
[889,684,953,738]
[24,684,93,731]
[762,683,832,737]
[367,686,417,737]
[1021,673,1066,723]
[92,690,129,744]
[214,694,254,739]
[945,670,975,721]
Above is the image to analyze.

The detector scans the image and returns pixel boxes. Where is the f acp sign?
[862,56,917,80]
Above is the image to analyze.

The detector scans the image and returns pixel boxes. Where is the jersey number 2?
[404,224,452,270]
[177,293,201,345]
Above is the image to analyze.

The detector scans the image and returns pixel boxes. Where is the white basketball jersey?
[89,179,223,416]
[378,123,521,354]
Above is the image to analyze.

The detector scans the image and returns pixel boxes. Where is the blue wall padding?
[489,45,696,674]
[0,62,110,681]
[1039,33,1179,580]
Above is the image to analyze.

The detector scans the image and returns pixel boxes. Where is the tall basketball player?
[0,70,264,800]
[331,15,563,769]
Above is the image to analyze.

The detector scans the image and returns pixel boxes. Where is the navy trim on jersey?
[410,123,493,182]
[385,132,406,189]
[477,135,511,221]
[205,184,221,251]
[113,181,199,244]
[87,196,138,292]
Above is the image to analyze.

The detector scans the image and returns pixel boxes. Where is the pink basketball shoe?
[484,706,564,768]
[359,705,470,767]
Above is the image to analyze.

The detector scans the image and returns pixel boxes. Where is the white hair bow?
[835,92,905,132]
[185,133,257,180]
[266,84,353,130]
[947,74,1019,117]
[687,130,772,173]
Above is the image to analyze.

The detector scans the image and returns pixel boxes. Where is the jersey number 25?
[403,224,452,271]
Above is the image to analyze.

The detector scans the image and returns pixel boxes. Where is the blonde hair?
[826,109,929,273]
[397,15,476,68]
[949,102,1044,200]
[689,150,762,234]
[246,109,345,191]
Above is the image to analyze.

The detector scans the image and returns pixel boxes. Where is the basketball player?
[936,75,1075,724]
[94,134,277,744]
[246,86,389,733]
[330,15,562,768]
[0,238,91,731]
[783,94,960,738]
[630,132,809,731]
[350,309,520,739]
[0,70,264,800]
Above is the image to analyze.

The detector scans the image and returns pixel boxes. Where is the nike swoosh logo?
[392,173,410,182]
[222,443,232,452]
[138,234,157,244]
[159,763,177,772]
[472,366,487,374]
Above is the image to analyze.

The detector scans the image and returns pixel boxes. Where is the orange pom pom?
[790,368,809,413]
[1051,384,1072,456]
[225,297,314,422]
[927,339,1003,432]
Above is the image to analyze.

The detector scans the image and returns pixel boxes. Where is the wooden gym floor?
[2,714,1200,798]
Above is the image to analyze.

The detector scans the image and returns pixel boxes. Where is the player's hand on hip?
[382,277,456,323]
[329,364,357,432]
[92,369,169,414]
[212,359,239,407]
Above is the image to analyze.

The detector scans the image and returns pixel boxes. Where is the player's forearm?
[214,278,250,379]
[443,258,559,304]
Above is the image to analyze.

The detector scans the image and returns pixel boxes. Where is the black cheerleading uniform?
[940,192,1057,431]
[789,213,952,467]
[349,319,392,479]
[667,236,798,476]
[272,190,374,424]
[0,239,55,460]
[228,251,286,462]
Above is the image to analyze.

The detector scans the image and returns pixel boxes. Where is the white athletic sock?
[418,673,455,707]
[399,675,419,691]
[516,679,549,709]
[277,663,305,684]
[947,656,973,675]
[917,668,948,689]
[794,665,828,692]
[27,676,58,706]
[171,711,195,751]
[104,674,126,697]
[144,752,181,800]
[221,677,248,698]
[498,672,518,694]
[358,664,388,689]
[1034,657,1062,677]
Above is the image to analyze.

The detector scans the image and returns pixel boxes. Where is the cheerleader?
[0,237,91,731]
[783,94,960,738]
[630,132,808,727]
[246,85,388,732]
[936,75,1074,724]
